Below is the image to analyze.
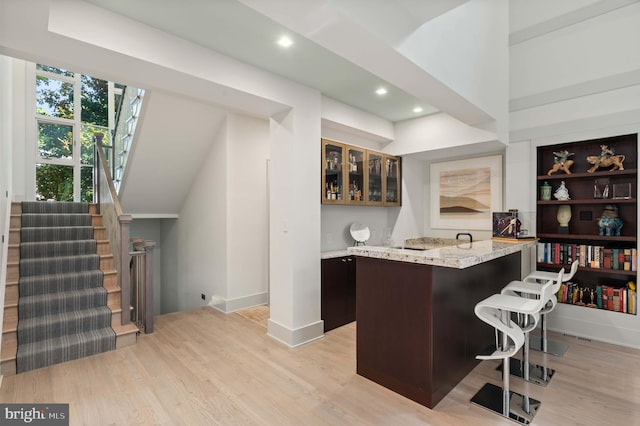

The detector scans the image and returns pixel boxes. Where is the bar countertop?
[347,238,536,269]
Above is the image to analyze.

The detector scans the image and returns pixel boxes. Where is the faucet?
[456,232,473,243]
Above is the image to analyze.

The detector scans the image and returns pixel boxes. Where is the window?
[33,64,118,201]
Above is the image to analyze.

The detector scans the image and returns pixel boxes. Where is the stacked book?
[557,282,637,315]
[537,242,637,271]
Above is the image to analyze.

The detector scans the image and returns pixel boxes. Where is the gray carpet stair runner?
[16,201,115,373]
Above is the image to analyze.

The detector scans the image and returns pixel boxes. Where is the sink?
[403,237,461,250]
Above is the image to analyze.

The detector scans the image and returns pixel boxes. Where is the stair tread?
[112,323,139,336]
[18,306,112,327]
[8,201,135,374]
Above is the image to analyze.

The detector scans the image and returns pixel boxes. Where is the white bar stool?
[500,269,564,387]
[470,280,553,425]
[524,260,578,357]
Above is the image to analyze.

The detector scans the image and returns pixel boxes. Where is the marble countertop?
[347,238,536,269]
[321,250,350,259]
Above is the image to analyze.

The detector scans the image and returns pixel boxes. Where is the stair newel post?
[119,215,133,325]
[143,241,155,333]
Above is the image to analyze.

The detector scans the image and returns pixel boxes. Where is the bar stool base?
[529,335,569,357]
[471,383,541,425]
[496,358,555,387]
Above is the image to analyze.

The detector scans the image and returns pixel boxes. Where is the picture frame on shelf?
[430,155,502,230]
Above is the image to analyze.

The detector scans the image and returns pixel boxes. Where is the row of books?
[537,242,637,271]
[558,282,637,314]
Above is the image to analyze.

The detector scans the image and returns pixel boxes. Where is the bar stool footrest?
[529,335,569,357]
[496,358,556,387]
[471,382,541,425]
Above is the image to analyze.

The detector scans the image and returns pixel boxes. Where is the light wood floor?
[1,306,639,425]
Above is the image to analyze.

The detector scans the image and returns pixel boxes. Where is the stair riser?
[111,310,122,327]
[94,228,106,240]
[18,312,113,344]
[2,331,17,349]
[104,272,117,288]
[116,332,137,349]
[97,241,110,255]
[1,359,16,376]
[11,202,21,214]
[3,307,17,332]
[20,227,95,243]
[5,285,19,306]
[21,214,92,228]
[92,215,102,227]
[19,273,105,297]
[8,245,19,263]
[10,215,20,228]
[101,256,114,271]
[20,256,100,277]
[7,263,18,282]
[19,292,108,320]
[20,241,98,259]
[9,229,20,244]
[107,291,120,307]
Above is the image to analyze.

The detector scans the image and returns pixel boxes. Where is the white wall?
[396,0,510,142]
[509,1,640,142]
[177,120,228,312]
[226,113,270,309]
[0,54,14,364]
[389,113,500,156]
[173,112,271,314]
[8,58,27,202]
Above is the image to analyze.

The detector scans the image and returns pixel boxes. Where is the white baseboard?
[267,318,324,348]
[548,303,640,350]
[208,291,269,313]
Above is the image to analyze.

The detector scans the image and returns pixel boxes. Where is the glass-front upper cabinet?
[322,139,344,203]
[367,151,383,205]
[321,138,401,206]
[345,145,365,205]
[384,155,401,206]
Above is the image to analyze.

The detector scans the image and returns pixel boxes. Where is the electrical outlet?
[201,293,206,301]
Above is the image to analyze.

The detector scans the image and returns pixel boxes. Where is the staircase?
[2,201,138,375]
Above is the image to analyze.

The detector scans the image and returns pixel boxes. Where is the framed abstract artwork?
[430,155,503,230]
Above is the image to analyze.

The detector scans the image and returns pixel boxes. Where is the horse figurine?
[586,145,625,173]
[547,150,574,175]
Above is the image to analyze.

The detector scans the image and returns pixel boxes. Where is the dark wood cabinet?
[321,256,356,332]
[536,133,637,313]
[355,253,521,408]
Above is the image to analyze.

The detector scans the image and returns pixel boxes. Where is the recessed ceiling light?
[375,87,387,96]
[413,107,423,113]
[277,36,293,48]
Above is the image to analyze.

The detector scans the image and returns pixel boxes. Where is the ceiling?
[84,0,470,123]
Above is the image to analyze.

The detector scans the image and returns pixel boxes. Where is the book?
[612,248,619,270]
[608,286,614,311]
[537,242,545,263]
[603,248,612,269]
[624,249,631,271]
[612,288,621,312]
[596,285,603,309]
[579,245,586,267]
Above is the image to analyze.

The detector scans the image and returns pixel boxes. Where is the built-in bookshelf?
[536,133,638,315]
